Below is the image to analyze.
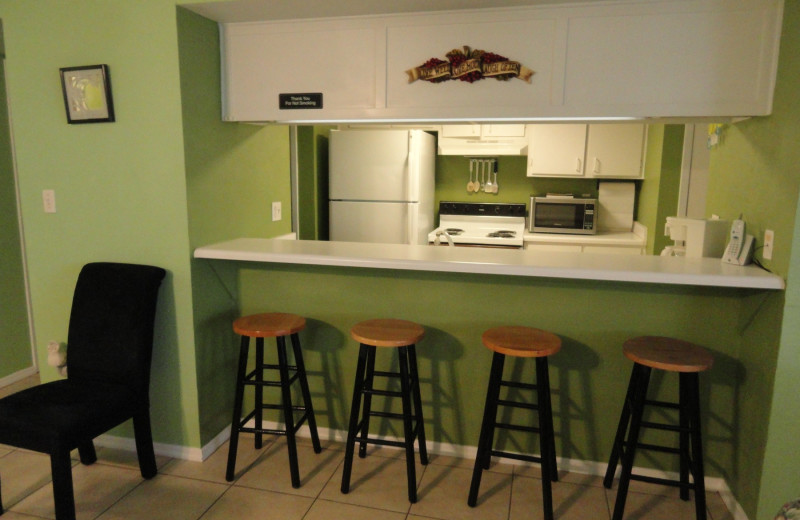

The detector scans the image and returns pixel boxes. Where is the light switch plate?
[272,201,281,222]
[42,189,56,213]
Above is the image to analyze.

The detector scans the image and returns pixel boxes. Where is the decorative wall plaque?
[407,46,534,84]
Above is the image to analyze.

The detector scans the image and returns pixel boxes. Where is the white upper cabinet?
[526,124,646,179]
[585,125,646,178]
[526,124,587,176]
[220,0,782,122]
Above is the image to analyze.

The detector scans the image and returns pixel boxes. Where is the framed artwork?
[59,64,115,124]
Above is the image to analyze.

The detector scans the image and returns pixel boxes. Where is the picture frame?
[59,64,115,124]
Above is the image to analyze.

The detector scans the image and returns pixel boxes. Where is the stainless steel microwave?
[529,196,597,235]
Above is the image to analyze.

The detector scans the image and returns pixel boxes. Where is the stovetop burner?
[444,228,464,235]
[487,230,517,238]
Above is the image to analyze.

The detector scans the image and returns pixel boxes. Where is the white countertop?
[194,238,784,290]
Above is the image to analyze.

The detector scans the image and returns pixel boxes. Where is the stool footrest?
[236,411,311,436]
[495,421,542,434]
[363,388,403,398]
[625,440,682,455]
[368,410,406,420]
[639,420,689,433]
[491,449,544,465]
[500,380,540,391]
[244,372,300,387]
[261,404,309,413]
[644,398,681,410]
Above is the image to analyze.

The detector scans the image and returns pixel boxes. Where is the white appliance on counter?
[661,216,730,257]
[428,202,527,249]
[329,129,435,244]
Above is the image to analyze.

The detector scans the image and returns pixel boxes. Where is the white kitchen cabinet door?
[483,124,526,137]
[441,125,481,138]
[526,124,587,177]
[585,124,646,179]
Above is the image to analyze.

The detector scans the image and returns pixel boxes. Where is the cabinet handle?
[593,158,600,174]
[576,158,582,173]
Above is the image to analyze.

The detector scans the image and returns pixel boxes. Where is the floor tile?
[426,452,513,475]
[410,463,511,520]
[707,492,734,520]
[199,486,313,520]
[11,462,143,520]
[514,463,606,487]
[161,436,265,484]
[0,450,63,508]
[94,445,172,472]
[235,439,342,498]
[304,499,407,520]
[511,475,610,520]
[95,474,227,520]
[604,488,698,520]
[0,511,43,519]
[319,451,424,513]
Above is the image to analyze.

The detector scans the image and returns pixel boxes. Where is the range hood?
[437,135,528,156]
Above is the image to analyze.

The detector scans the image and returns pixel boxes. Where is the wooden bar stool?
[340,319,428,503]
[225,312,321,487]
[468,326,561,520]
[603,336,714,520]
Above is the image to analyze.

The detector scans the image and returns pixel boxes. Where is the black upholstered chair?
[0,262,166,520]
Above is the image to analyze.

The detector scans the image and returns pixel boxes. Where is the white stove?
[428,202,527,249]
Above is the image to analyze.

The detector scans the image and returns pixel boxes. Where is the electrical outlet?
[42,189,56,213]
[763,229,774,260]
[272,201,282,222]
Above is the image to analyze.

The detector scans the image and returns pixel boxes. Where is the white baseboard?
[97,419,748,519]
[0,366,38,388]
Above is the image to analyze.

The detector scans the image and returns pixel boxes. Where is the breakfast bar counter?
[194,237,784,290]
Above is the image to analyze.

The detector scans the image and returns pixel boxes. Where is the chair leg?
[291,333,321,454]
[226,335,250,482]
[358,346,376,458]
[468,352,505,507]
[407,344,428,465]
[132,409,158,479]
[277,336,301,488]
[50,449,76,520]
[341,344,369,494]
[603,364,640,489]
[1,470,5,515]
[685,373,708,520]
[611,364,651,520]
[77,441,97,465]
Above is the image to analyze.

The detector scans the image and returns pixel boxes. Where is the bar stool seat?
[468,326,561,520]
[226,312,321,488]
[341,319,428,503]
[604,336,713,520]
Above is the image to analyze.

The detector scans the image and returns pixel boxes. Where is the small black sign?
[279,93,323,110]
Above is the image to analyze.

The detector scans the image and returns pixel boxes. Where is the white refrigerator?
[329,129,436,245]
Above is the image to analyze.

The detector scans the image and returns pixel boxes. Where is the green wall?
[0,0,198,447]
[0,33,30,379]
[177,7,293,444]
[704,2,800,518]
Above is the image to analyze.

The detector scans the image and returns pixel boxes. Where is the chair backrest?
[66,262,166,397]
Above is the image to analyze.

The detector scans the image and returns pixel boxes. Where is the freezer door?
[329,129,415,202]
[330,201,424,245]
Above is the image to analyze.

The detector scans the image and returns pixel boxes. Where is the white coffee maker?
[662,217,730,258]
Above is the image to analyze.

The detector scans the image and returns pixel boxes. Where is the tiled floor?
[0,377,734,520]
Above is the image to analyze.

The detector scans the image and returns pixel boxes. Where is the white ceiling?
[181,0,620,23]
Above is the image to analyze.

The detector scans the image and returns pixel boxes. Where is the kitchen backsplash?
[434,155,599,221]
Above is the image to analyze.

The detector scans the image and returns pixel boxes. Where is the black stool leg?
[468,352,505,507]
[537,356,558,483]
[603,362,641,488]
[226,335,250,482]
[407,344,428,465]
[611,364,651,520]
[277,335,301,488]
[679,371,690,501]
[254,337,265,450]
[358,345,376,458]
[536,357,556,520]
[341,344,369,494]
[398,346,418,503]
[685,373,708,520]
[290,333,321,454]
